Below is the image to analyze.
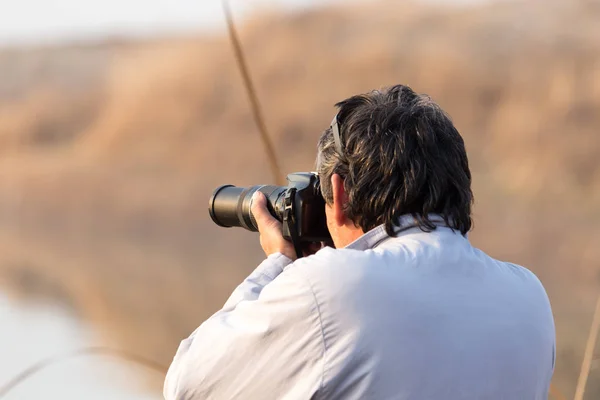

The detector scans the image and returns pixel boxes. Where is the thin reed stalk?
[574,293,600,400]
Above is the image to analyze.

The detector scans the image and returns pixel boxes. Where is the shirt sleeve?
[163,253,326,400]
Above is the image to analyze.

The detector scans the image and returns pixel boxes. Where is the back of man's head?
[317,84,473,236]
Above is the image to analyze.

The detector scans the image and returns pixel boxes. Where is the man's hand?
[251,191,297,260]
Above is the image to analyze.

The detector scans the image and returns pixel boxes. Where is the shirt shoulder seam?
[289,262,329,398]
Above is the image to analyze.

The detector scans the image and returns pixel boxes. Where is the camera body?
[209,172,331,256]
[279,172,331,243]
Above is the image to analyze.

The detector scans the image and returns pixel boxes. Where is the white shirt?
[164,215,555,399]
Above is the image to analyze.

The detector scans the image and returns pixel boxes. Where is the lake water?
[0,292,160,400]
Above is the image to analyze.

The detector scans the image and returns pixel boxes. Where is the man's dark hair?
[317,84,473,236]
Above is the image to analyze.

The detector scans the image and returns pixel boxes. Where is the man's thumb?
[251,191,270,228]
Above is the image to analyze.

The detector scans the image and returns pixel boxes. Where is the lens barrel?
[209,185,242,228]
[209,184,286,232]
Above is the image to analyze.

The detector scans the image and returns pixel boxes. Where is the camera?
[208,172,331,257]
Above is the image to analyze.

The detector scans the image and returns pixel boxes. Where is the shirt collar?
[344,214,449,251]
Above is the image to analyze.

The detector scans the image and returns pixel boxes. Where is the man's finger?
[251,191,280,231]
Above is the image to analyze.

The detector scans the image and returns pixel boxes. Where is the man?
[164,85,555,399]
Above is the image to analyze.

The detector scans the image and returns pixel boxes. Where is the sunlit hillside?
[0,0,599,396]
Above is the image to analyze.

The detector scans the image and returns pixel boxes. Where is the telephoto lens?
[209,184,286,231]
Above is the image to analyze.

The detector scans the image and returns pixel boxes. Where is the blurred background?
[0,0,598,398]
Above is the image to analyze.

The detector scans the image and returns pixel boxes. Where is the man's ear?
[331,173,348,227]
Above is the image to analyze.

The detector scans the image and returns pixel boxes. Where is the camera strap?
[282,188,304,259]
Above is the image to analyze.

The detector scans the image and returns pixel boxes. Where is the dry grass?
[0,0,599,396]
